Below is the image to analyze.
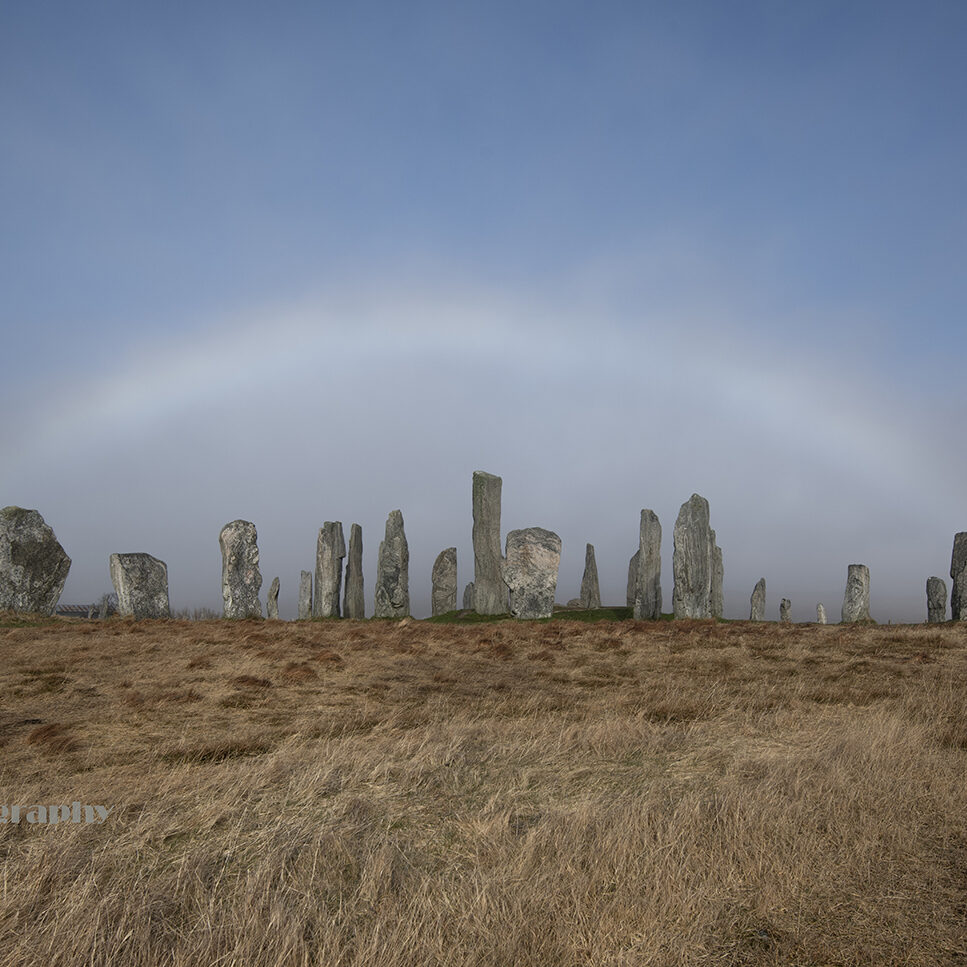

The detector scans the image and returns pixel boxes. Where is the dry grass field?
[0,611,965,966]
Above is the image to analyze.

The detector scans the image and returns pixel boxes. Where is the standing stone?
[580,543,602,610]
[951,533,967,621]
[374,510,409,618]
[673,494,713,619]
[927,577,947,623]
[749,578,766,621]
[266,577,280,620]
[0,507,71,615]
[298,570,313,620]
[313,522,346,618]
[462,582,474,610]
[817,603,827,624]
[841,564,872,623]
[431,547,458,616]
[471,471,506,615]
[343,523,365,619]
[109,553,170,619]
[710,533,724,619]
[634,510,662,620]
[502,527,562,619]
[627,550,640,607]
[219,520,262,618]
[779,598,791,623]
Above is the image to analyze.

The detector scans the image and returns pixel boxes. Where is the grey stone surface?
[375,510,409,618]
[710,532,724,619]
[672,494,713,619]
[927,576,947,623]
[779,598,791,623]
[580,543,601,610]
[343,523,365,619]
[634,510,662,620]
[627,550,640,607]
[298,570,313,620]
[109,553,170,619]
[841,564,872,623]
[817,603,827,624]
[749,578,766,621]
[0,507,71,616]
[502,527,562,619]
[219,520,262,618]
[472,471,506,614]
[266,577,280,619]
[431,547,458,616]
[314,521,346,618]
[951,533,967,621]
[462,582,474,610]
[566,598,583,609]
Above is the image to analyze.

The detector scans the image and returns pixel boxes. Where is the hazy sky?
[3,1,965,622]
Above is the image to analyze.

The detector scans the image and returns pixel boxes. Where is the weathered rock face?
[472,471,506,615]
[634,510,662,620]
[927,576,947,623]
[580,543,602,610]
[266,577,280,620]
[431,547,458,616]
[749,578,766,621]
[779,598,791,623]
[343,523,365,619]
[627,550,640,607]
[375,510,409,618]
[298,570,313,620]
[502,527,561,619]
[841,564,872,623]
[220,520,262,618]
[951,533,967,621]
[816,603,827,624]
[109,553,169,619]
[462,582,474,610]
[673,494,714,619]
[0,507,71,616]
[710,533,724,619]
[314,522,346,618]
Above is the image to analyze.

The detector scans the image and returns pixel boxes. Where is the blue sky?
[2,1,965,620]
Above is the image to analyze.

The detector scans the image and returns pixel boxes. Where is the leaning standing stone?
[109,553,170,619]
[634,510,662,620]
[710,533,724,619]
[266,577,280,620]
[927,576,947,623]
[462,582,474,610]
[627,550,640,607]
[502,527,562,619]
[314,522,346,618]
[580,543,602,610]
[343,523,365,619]
[673,494,712,619]
[472,471,506,614]
[779,598,791,623]
[0,507,71,615]
[431,547,458,616]
[749,578,766,621]
[220,520,262,618]
[951,533,967,621]
[817,603,827,624]
[298,570,313,620]
[374,510,409,618]
[841,564,872,623]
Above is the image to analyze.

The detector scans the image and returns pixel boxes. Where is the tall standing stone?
[431,547,458,616]
[817,603,827,624]
[266,577,280,619]
[749,578,766,621]
[462,582,474,610]
[927,576,947,623]
[627,550,640,607]
[109,553,170,619]
[471,471,506,615]
[710,533,724,619]
[951,533,967,621]
[314,522,346,618]
[580,543,602,610]
[343,523,365,619]
[502,527,561,619]
[673,494,714,619]
[841,564,872,623]
[220,520,262,618]
[375,510,409,618]
[634,510,662,620]
[779,598,791,623]
[0,507,71,616]
[298,570,313,620]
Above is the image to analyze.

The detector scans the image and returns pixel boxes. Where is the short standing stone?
[472,471,506,614]
[927,576,947,623]
[950,533,967,621]
[634,510,662,620]
[463,582,474,610]
[627,550,640,607]
[343,523,365,619]
[580,543,601,610]
[431,547,458,616]
[779,598,791,623]
[816,603,827,624]
[710,532,724,619]
[841,564,872,623]
[502,527,562,619]
[220,520,262,618]
[673,494,713,619]
[749,578,766,621]
[109,553,170,619]
[298,570,313,620]
[0,507,71,615]
[267,577,280,620]
[375,510,409,618]
[314,522,346,618]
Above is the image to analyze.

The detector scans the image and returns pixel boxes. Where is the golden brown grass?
[0,613,966,966]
